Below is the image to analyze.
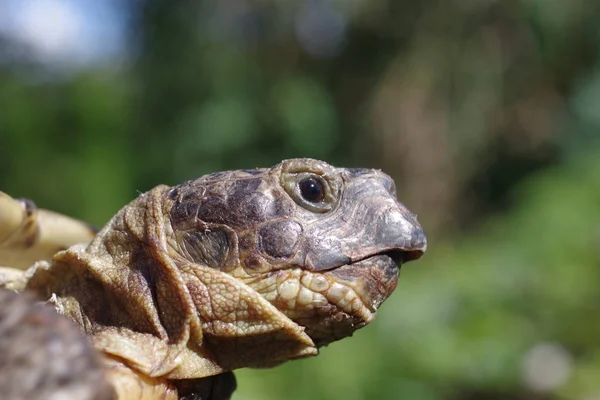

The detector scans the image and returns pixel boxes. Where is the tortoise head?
[168,158,426,346]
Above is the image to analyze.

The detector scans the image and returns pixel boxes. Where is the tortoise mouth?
[320,247,422,313]
[254,253,402,346]
[327,253,400,311]
[351,248,424,266]
[294,254,400,346]
[247,249,419,346]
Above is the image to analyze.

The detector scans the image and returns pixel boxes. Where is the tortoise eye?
[281,172,338,213]
[298,177,325,203]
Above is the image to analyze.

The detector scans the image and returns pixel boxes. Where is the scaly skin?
[0,159,427,399]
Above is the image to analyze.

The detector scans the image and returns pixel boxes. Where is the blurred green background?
[1,0,600,399]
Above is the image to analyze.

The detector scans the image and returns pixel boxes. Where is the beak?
[303,170,427,271]
[345,206,427,265]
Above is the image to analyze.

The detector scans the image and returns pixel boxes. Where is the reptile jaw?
[240,243,425,346]
[248,254,401,346]
[247,242,425,346]
[301,271,375,323]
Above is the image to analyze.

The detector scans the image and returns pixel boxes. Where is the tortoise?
[0,158,427,400]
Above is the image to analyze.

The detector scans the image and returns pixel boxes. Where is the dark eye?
[298,177,325,203]
[282,172,337,213]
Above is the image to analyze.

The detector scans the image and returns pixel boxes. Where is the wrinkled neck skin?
[24,186,317,383]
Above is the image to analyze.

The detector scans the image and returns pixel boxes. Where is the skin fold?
[0,158,427,399]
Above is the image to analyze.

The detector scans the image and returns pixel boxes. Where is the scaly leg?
[0,191,96,270]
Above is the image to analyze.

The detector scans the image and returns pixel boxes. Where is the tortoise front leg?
[0,191,96,270]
